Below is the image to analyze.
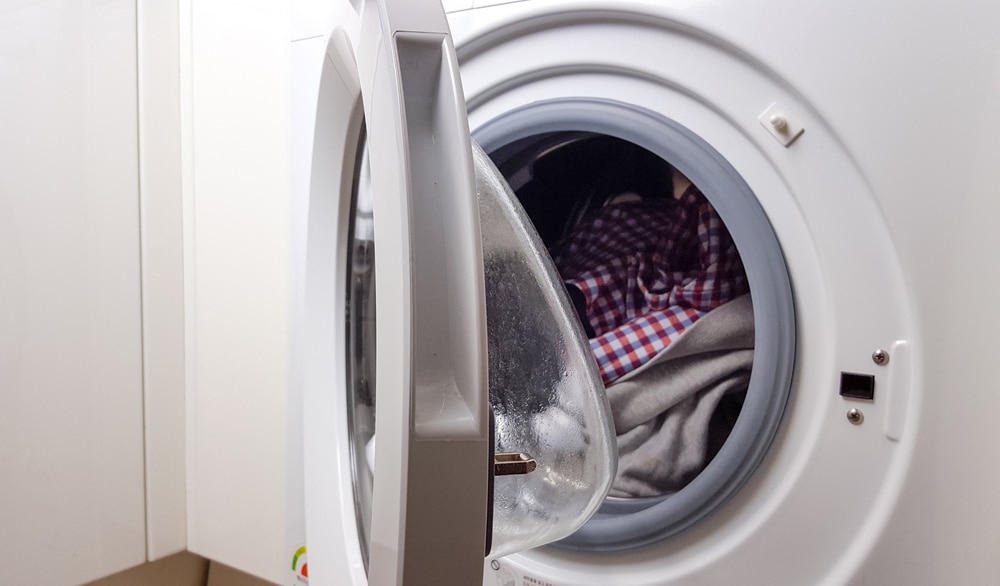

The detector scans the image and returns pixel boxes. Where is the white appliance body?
[295,1,1000,585]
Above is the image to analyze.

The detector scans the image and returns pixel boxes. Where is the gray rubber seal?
[472,98,796,551]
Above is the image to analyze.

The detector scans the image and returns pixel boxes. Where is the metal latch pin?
[494,452,537,476]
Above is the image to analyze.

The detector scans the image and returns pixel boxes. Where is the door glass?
[345,137,375,572]
[474,143,617,558]
[344,138,619,564]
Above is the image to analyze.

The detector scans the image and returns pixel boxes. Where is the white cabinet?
[179,1,291,583]
[0,1,147,584]
[1,1,293,583]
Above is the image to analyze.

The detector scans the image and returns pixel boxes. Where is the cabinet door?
[0,1,146,584]
[180,0,291,581]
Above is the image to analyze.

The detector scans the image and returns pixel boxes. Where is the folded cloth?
[607,294,754,497]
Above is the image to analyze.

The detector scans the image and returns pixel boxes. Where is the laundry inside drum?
[486,133,754,499]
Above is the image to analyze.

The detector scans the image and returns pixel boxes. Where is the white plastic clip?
[759,102,804,147]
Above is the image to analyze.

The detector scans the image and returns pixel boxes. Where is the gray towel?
[607,294,754,497]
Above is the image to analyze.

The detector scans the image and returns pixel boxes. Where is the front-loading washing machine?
[293,0,1000,584]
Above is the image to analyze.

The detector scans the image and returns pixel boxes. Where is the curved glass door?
[474,142,617,558]
[341,139,619,565]
[344,139,375,572]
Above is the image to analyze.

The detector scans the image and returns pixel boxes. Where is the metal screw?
[491,560,501,571]
[872,348,889,365]
[847,408,864,425]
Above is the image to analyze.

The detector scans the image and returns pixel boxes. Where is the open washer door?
[359,1,491,583]
[302,1,615,585]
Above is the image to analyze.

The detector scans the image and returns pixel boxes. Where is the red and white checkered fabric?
[551,186,749,384]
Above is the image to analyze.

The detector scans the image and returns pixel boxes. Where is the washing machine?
[294,0,1000,584]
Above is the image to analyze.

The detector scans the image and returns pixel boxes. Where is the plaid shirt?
[551,187,749,384]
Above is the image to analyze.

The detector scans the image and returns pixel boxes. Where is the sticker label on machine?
[488,561,562,586]
[288,544,309,585]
